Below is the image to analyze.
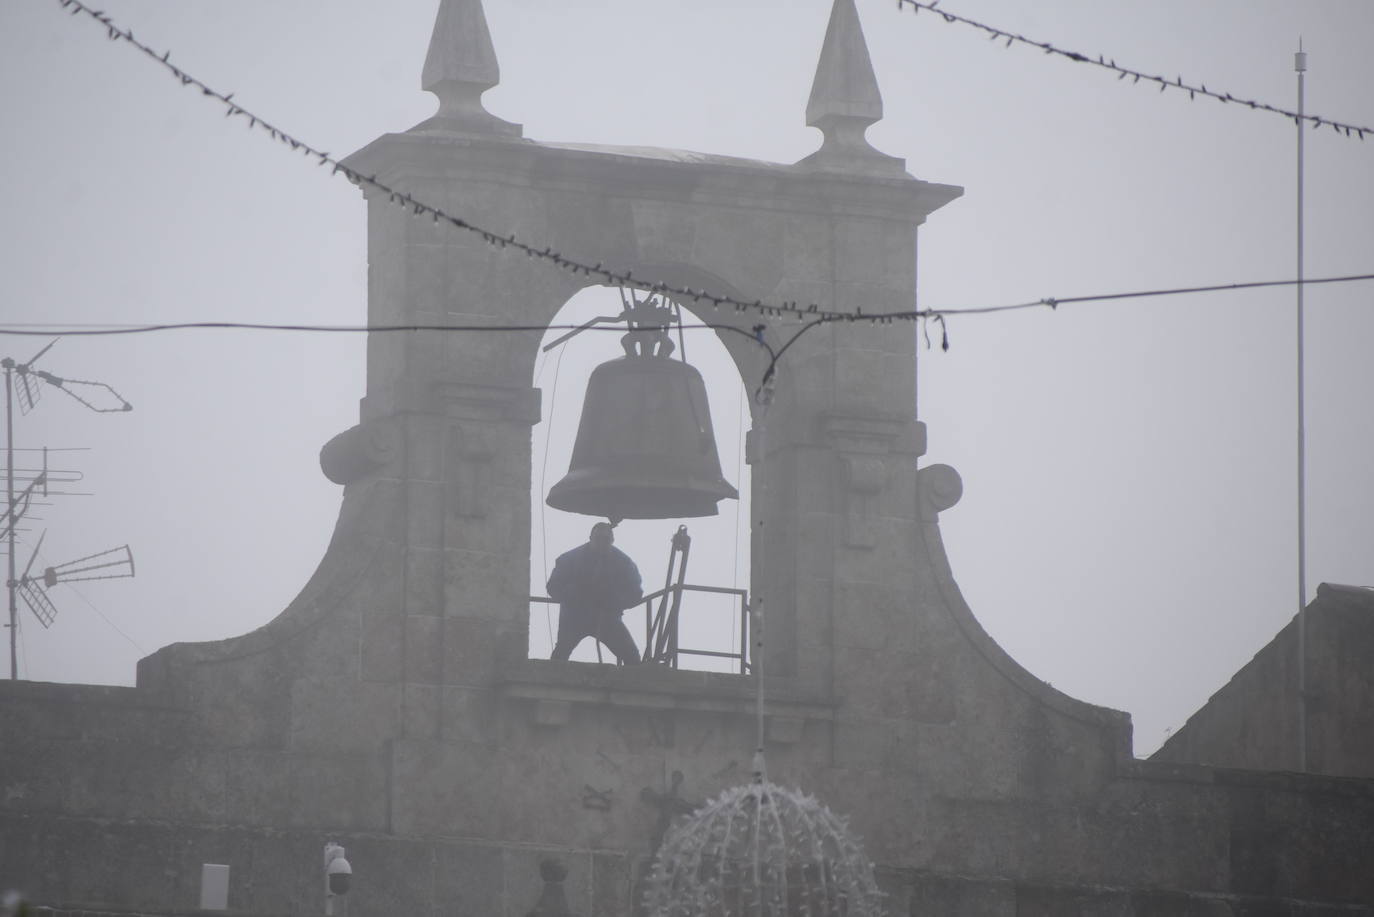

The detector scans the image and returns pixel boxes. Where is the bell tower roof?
[800,0,903,175]
[415,0,521,136]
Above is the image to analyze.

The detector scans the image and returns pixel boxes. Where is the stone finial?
[415,0,521,136]
[799,0,903,175]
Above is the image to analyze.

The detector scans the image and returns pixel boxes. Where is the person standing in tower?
[547,522,644,664]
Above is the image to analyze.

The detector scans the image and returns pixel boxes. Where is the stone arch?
[526,280,756,667]
[328,114,963,690]
[500,262,773,414]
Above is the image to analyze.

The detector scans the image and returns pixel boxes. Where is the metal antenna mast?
[3,340,134,679]
[1294,40,1309,773]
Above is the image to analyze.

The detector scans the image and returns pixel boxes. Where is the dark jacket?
[546,543,643,627]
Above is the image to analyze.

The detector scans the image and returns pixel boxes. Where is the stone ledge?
[0,680,188,713]
[342,130,960,224]
[26,910,295,917]
[906,870,1374,917]
[1122,755,1374,799]
[497,659,834,722]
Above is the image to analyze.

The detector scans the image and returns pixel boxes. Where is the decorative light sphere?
[643,781,884,917]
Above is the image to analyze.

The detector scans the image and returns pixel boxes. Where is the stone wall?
[5,527,1374,915]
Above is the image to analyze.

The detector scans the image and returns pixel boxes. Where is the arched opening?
[529,284,753,672]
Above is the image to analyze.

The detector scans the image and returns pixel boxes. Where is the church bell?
[546,300,739,521]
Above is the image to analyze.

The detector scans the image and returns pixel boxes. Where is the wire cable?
[5,271,1369,342]
[730,383,745,663]
[895,0,1374,140]
[0,319,776,351]
[53,0,1374,346]
[989,272,1374,312]
[5,270,1372,400]
[537,341,568,655]
[754,271,1374,385]
[57,577,147,655]
[53,0,874,325]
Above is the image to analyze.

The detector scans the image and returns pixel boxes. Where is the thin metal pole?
[1294,41,1308,773]
[5,363,16,680]
[753,411,767,779]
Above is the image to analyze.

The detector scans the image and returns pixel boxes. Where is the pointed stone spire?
[415,0,521,136]
[806,0,882,128]
[799,0,903,175]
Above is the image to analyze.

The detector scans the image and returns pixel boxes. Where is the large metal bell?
[547,354,739,520]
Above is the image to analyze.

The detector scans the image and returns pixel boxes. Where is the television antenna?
[3,339,133,679]
[13,531,136,629]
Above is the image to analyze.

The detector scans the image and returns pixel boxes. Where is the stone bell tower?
[8,2,1371,915]
[325,0,960,701]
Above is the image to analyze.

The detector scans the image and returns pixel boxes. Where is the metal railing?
[529,582,750,673]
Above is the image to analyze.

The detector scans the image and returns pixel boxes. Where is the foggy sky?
[2,0,1371,756]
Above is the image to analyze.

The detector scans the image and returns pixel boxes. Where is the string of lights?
[47,0,1374,396]
[894,0,1374,140]
[54,0,872,326]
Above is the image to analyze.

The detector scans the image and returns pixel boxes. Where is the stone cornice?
[341,131,962,226]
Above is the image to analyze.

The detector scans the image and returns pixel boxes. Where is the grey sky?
[1,0,1371,756]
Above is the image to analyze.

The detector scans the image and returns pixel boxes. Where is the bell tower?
[331,0,962,703]
[139,0,976,866]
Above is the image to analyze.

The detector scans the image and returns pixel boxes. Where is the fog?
[2,0,1371,756]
